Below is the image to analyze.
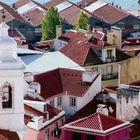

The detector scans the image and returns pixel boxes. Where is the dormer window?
[2,85,12,109]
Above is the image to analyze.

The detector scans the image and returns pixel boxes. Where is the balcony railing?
[102,73,118,81]
[106,57,116,63]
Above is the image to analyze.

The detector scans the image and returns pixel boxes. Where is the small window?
[2,85,12,109]
[50,99,54,107]
[69,97,76,107]
[45,129,49,140]
[107,50,112,58]
[61,118,64,126]
[57,97,62,107]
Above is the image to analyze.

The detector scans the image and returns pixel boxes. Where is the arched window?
[2,84,12,109]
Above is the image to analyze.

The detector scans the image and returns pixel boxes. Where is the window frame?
[69,96,77,107]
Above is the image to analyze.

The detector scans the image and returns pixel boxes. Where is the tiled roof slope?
[59,4,91,26]
[24,104,61,124]
[34,68,98,100]
[47,104,61,119]
[12,0,30,9]
[60,31,130,66]
[70,113,123,131]
[34,68,63,99]
[0,130,20,140]
[0,2,25,23]
[44,0,65,8]
[116,49,131,62]
[93,4,129,24]
[23,8,44,27]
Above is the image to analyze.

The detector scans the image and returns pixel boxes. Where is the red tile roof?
[34,68,63,99]
[34,68,99,100]
[47,104,61,119]
[0,2,26,23]
[24,104,61,122]
[65,113,131,135]
[22,8,44,27]
[70,113,123,131]
[93,4,129,24]
[0,130,20,140]
[44,0,65,8]
[13,0,30,9]
[24,114,32,125]
[59,5,91,26]
[24,104,47,118]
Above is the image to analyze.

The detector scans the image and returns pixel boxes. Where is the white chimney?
[24,72,34,83]
[82,71,98,83]
[96,104,108,116]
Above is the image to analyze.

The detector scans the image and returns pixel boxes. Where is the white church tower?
[0,22,25,139]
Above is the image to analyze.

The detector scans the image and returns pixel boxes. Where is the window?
[57,97,62,107]
[2,85,12,109]
[107,50,112,58]
[45,129,49,140]
[50,99,54,107]
[106,65,113,75]
[61,118,64,126]
[72,132,81,140]
[87,134,96,140]
[69,97,76,107]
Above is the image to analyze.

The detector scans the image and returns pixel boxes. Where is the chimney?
[82,71,98,83]
[56,25,62,38]
[96,104,108,116]
[107,26,122,49]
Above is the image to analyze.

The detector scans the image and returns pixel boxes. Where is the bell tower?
[0,22,25,139]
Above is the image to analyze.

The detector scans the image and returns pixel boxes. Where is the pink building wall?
[62,127,131,140]
[24,116,65,140]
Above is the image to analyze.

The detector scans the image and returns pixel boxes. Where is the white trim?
[64,121,130,134]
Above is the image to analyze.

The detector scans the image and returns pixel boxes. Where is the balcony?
[102,73,118,81]
[106,57,116,63]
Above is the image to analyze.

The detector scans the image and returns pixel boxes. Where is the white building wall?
[0,70,25,131]
[61,74,101,116]
[117,88,140,121]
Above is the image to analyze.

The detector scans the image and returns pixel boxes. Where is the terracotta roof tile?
[34,69,63,99]
[0,2,25,23]
[70,113,123,131]
[24,104,47,118]
[94,4,129,24]
[60,4,92,26]
[0,130,20,140]
[44,0,65,8]
[13,0,30,9]
[34,68,98,99]
[22,7,44,27]
[47,104,61,119]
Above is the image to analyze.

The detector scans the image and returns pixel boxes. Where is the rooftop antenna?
[2,9,6,22]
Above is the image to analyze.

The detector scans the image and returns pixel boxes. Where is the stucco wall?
[119,56,140,84]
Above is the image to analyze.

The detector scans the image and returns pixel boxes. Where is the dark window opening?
[2,85,12,109]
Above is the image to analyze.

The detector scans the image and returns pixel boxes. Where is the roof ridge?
[97,113,103,130]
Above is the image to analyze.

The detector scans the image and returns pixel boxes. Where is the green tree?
[41,7,61,40]
[75,11,89,30]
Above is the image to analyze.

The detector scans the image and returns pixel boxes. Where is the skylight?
[56,1,72,12]
[17,1,37,14]
[84,0,107,13]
